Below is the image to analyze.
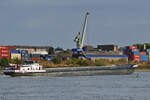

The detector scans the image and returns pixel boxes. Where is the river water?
[0,72,150,100]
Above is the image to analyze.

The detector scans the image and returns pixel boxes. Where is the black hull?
[3,64,137,77]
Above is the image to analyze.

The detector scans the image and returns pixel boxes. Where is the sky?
[0,0,150,49]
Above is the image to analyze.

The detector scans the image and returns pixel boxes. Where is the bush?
[94,59,108,66]
[14,58,24,64]
[52,57,62,64]
[66,58,78,65]
[0,57,9,67]
[76,59,89,66]
[117,58,127,63]
[9,58,24,65]
[66,58,95,66]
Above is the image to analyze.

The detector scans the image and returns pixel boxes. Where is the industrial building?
[9,45,53,55]
[0,45,54,61]
[97,45,118,52]
[82,45,94,51]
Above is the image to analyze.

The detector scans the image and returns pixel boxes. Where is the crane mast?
[74,12,89,50]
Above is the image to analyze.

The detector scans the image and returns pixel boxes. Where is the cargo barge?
[3,63,138,77]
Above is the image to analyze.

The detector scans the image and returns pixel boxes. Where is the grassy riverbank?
[40,58,150,71]
[135,63,150,71]
[40,58,128,68]
[0,67,4,74]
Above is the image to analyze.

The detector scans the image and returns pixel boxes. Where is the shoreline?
[135,69,150,72]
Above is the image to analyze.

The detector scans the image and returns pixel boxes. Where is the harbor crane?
[74,12,89,50]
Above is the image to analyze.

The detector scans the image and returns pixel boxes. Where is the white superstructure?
[4,63,46,74]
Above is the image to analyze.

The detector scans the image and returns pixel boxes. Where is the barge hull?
[4,68,135,77]
[3,64,137,77]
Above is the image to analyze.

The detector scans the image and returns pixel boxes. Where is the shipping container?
[8,46,16,50]
[123,48,139,54]
[141,55,149,61]
[21,54,31,58]
[21,53,29,57]
[0,50,10,53]
[132,52,140,55]
[0,49,9,52]
[123,49,131,53]
[124,53,131,57]
[0,48,10,59]
[0,48,9,50]
[0,50,10,54]
[0,45,8,47]
[129,46,137,49]
[1,50,9,52]
[31,54,41,57]
[0,45,9,49]
[131,49,139,52]
[132,55,140,61]
[133,58,140,61]
[22,54,31,58]
[133,55,140,58]
[32,57,41,61]
[1,51,10,54]
[2,53,10,56]
[140,52,147,55]
[22,56,31,61]
[0,54,10,59]
[21,50,28,54]
[123,49,128,53]
[124,49,132,52]
[133,58,140,62]
[10,50,20,54]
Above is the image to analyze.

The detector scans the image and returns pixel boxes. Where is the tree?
[14,58,24,65]
[52,57,62,64]
[0,57,9,67]
[145,43,150,49]
[48,47,54,54]
[134,43,143,50]
[9,58,24,65]
[55,47,64,52]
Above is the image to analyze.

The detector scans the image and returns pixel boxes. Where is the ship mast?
[74,12,89,49]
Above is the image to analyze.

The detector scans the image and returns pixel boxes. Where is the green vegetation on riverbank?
[0,57,23,69]
[40,58,128,68]
[136,62,150,70]
[0,58,9,67]
[40,58,150,71]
